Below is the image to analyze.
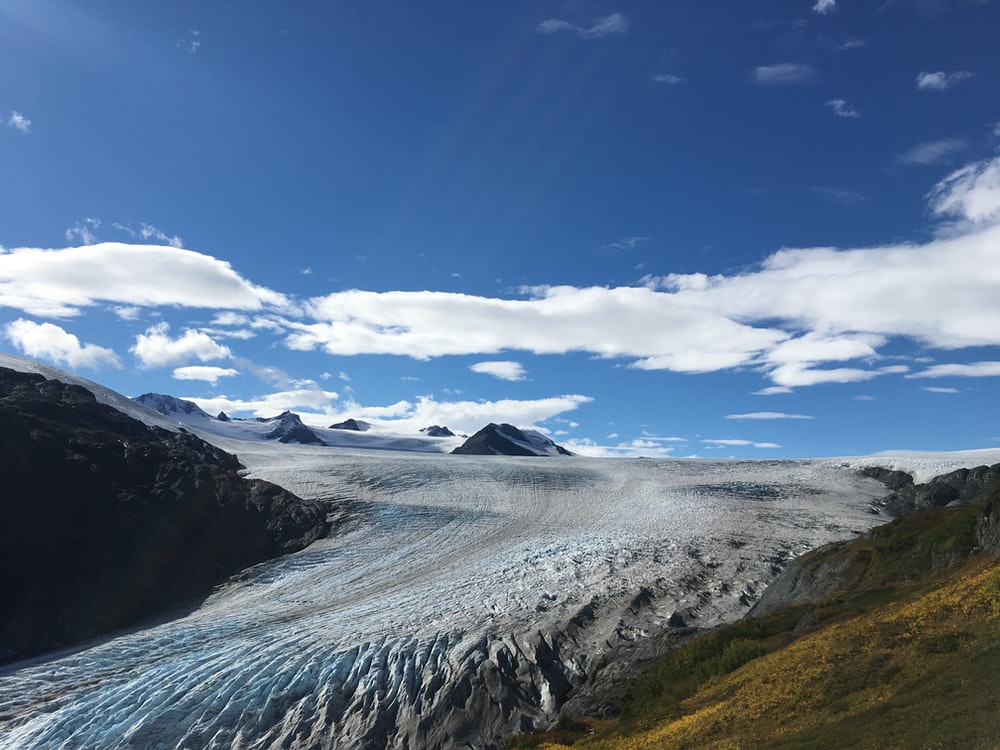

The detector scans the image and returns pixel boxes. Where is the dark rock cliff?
[0,367,330,663]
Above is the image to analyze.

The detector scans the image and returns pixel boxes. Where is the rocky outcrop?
[0,367,331,663]
[752,464,1000,617]
[452,423,573,456]
[861,464,1000,515]
[330,418,370,431]
[264,411,328,445]
[421,425,457,437]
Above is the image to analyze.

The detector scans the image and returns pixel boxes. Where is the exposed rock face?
[0,368,330,663]
[330,418,370,431]
[420,425,456,437]
[861,464,1000,515]
[265,411,328,445]
[134,392,211,420]
[752,464,1000,617]
[452,423,573,456]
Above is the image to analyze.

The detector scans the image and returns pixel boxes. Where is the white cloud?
[4,318,121,370]
[290,286,787,374]
[280,158,1000,392]
[131,322,232,368]
[916,70,974,91]
[535,13,627,39]
[921,386,960,393]
[752,63,816,86]
[651,73,685,85]
[7,111,30,133]
[725,412,813,420]
[754,386,794,395]
[470,360,527,381]
[0,242,288,317]
[814,0,837,14]
[172,365,240,385]
[896,138,966,166]
[928,157,1000,225]
[908,361,1000,378]
[826,98,860,118]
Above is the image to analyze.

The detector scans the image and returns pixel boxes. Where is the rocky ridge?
[0,367,331,663]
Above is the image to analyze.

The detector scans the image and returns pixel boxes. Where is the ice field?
[0,440,921,749]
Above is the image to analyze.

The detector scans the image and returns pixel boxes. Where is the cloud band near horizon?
[2,157,1000,393]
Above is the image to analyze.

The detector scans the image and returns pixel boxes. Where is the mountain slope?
[451,422,573,456]
[0,367,330,663]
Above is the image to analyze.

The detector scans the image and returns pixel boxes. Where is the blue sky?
[1,0,999,457]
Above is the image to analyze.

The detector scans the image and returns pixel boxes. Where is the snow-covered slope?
[0,354,183,432]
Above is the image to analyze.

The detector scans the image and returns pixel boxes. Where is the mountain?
[329,418,370,431]
[451,422,573,456]
[135,392,212,420]
[263,411,328,445]
[421,424,457,437]
[0,366,330,663]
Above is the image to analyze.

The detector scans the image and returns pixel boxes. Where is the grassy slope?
[509,498,1000,750]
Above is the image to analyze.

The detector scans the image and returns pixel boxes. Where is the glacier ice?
[0,448,907,748]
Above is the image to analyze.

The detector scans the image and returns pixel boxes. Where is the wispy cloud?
[908,361,1000,378]
[916,70,974,91]
[701,438,782,449]
[813,0,838,14]
[535,13,627,39]
[896,138,966,166]
[7,111,31,133]
[602,235,649,252]
[836,39,867,51]
[469,360,527,381]
[4,319,121,370]
[725,412,813,420]
[177,30,201,54]
[752,63,816,86]
[826,98,860,118]
[651,73,685,85]
[921,386,960,393]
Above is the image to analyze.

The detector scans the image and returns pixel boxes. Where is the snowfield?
[3,353,1000,749]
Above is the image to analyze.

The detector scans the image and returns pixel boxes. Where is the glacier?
[0,439,913,749]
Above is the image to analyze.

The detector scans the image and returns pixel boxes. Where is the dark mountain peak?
[264,411,327,445]
[451,422,572,457]
[420,425,456,437]
[330,418,371,431]
[134,393,210,419]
